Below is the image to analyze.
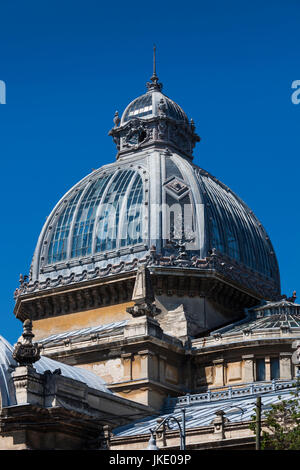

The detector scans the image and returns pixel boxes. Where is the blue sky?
[0,0,299,343]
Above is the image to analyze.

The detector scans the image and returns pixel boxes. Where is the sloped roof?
[39,320,128,346]
[113,380,296,437]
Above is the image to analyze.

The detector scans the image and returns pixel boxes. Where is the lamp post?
[255,396,262,450]
[146,408,186,450]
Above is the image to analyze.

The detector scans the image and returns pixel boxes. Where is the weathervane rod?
[147,44,161,89]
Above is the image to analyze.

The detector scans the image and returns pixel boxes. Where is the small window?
[270,357,280,380]
[256,359,265,381]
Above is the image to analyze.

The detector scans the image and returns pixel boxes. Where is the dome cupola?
[109,53,200,160]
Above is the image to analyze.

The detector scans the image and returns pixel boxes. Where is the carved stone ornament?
[126,265,159,318]
[123,120,151,148]
[12,319,41,366]
[113,111,120,128]
[158,120,168,140]
[15,245,280,306]
[158,98,167,116]
[166,231,195,261]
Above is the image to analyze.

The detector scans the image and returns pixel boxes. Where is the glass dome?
[121,90,189,125]
[28,151,280,301]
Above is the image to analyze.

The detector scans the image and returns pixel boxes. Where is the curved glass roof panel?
[120,173,144,247]
[201,176,241,263]
[46,169,145,265]
[95,169,137,252]
[122,91,188,124]
[123,94,153,122]
[210,217,224,253]
[164,98,188,122]
[198,172,277,279]
[71,174,113,258]
[48,189,84,264]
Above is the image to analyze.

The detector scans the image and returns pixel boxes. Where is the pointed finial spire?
[146,45,163,92]
[153,44,157,79]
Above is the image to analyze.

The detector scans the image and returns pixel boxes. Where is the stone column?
[121,353,133,381]
[149,353,159,381]
[213,359,225,386]
[159,355,167,383]
[242,355,255,383]
[280,352,292,380]
[137,350,154,379]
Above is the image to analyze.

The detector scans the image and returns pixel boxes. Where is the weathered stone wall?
[33,301,133,340]
[194,347,295,390]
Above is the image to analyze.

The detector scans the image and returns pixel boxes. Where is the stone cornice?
[192,333,300,355]
[108,377,185,395]
[39,334,185,365]
[14,250,279,324]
